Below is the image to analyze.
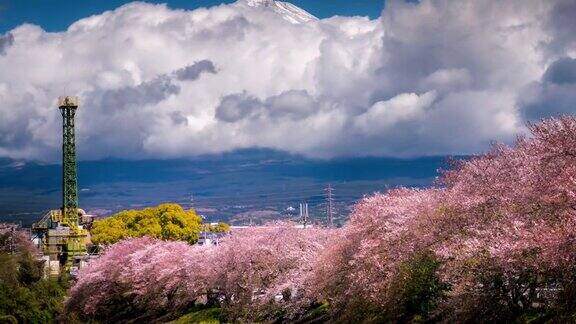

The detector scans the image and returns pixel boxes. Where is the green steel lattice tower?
[31,96,88,275]
[58,96,87,269]
[59,96,80,225]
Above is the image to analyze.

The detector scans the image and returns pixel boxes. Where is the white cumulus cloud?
[0,0,574,161]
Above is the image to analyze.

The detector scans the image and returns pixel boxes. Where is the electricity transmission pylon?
[325,184,334,227]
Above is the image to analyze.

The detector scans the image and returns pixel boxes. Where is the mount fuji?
[237,0,318,24]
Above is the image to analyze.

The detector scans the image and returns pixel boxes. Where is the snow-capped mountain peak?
[238,0,318,24]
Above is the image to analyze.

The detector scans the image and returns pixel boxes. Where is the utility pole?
[305,203,308,228]
[325,184,334,227]
[8,226,14,254]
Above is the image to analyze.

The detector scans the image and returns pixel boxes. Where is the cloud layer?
[0,0,574,161]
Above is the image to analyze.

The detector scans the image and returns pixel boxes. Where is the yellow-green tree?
[91,204,202,245]
[203,222,231,233]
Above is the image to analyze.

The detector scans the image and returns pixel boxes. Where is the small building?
[196,232,227,246]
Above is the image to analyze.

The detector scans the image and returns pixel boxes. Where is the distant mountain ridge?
[0,150,456,226]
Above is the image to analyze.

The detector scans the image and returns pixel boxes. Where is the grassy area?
[298,302,330,323]
[167,308,222,324]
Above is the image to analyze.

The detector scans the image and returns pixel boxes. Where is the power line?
[171,185,374,202]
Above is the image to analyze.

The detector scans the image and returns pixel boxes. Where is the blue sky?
[0,0,384,33]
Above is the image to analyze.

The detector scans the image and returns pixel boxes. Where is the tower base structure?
[32,209,93,276]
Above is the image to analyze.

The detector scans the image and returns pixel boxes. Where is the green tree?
[0,228,68,323]
[392,251,447,322]
[91,203,203,245]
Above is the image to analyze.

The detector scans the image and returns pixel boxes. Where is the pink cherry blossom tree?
[314,116,576,321]
[207,223,332,321]
[67,223,332,322]
[309,188,446,322]
[435,116,576,320]
[67,237,213,321]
